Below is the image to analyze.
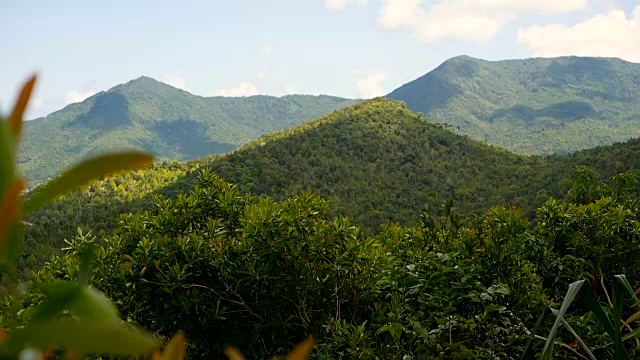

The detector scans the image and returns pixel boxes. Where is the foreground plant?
[521,275,640,360]
[0,76,314,359]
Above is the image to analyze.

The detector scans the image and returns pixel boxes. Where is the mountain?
[23,98,640,263]
[14,97,640,290]
[18,76,356,182]
[11,98,640,358]
[387,55,640,155]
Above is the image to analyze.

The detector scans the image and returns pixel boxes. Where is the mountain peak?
[387,54,640,156]
[113,76,179,93]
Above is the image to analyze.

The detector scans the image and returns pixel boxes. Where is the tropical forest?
[3,2,640,359]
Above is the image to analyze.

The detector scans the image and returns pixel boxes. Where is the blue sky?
[1,0,639,119]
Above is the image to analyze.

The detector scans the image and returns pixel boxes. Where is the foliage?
[9,163,640,358]
[0,75,167,359]
[15,98,640,287]
[1,75,314,360]
[388,55,640,156]
[5,78,640,358]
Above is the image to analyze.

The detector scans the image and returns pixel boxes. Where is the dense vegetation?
[16,98,640,285]
[388,55,640,155]
[207,98,640,231]
[5,79,640,358]
[18,77,355,182]
[8,165,640,359]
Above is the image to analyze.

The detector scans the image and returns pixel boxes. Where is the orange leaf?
[0,179,24,245]
[161,332,185,360]
[285,337,314,360]
[0,328,7,342]
[8,75,37,140]
[224,346,246,360]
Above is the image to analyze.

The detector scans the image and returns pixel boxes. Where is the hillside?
[206,98,550,230]
[15,98,640,359]
[387,55,640,155]
[18,76,355,182]
[21,98,640,271]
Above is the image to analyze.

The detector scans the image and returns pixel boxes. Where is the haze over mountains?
[17,55,640,183]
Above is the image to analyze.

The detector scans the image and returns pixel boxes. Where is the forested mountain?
[387,55,640,155]
[18,76,355,182]
[19,55,640,184]
[8,97,640,358]
[20,98,640,278]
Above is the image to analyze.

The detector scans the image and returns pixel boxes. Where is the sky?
[1,0,639,119]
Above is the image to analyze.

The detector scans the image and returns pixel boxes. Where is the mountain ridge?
[19,77,356,182]
[387,55,640,155]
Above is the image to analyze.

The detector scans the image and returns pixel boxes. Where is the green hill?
[387,55,640,155]
[21,98,640,278]
[18,76,355,182]
[14,100,640,357]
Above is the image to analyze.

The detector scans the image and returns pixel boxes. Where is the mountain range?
[18,55,640,184]
[18,77,355,182]
[23,98,640,274]
[10,55,640,359]
[388,55,640,155]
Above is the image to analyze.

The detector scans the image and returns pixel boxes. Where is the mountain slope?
[19,98,640,281]
[18,77,355,182]
[387,55,640,155]
[200,99,549,228]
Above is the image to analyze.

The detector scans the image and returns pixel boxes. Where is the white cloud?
[517,5,640,62]
[161,74,187,90]
[263,43,273,55]
[379,0,587,44]
[356,73,386,98]
[415,3,512,44]
[66,89,96,104]
[474,0,587,13]
[380,0,422,30]
[325,0,367,11]
[216,82,259,97]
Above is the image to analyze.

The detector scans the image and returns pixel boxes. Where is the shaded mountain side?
[387,55,640,155]
[19,76,356,182]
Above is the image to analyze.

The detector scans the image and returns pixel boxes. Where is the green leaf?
[484,304,506,316]
[520,308,546,360]
[550,308,597,360]
[30,281,80,322]
[69,287,120,322]
[541,280,584,360]
[31,282,119,323]
[578,280,616,339]
[615,275,639,306]
[77,243,98,286]
[622,310,640,330]
[612,278,631,360]
[23,151,154,215]
[622,326,640,341]
[7,319,159,357]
